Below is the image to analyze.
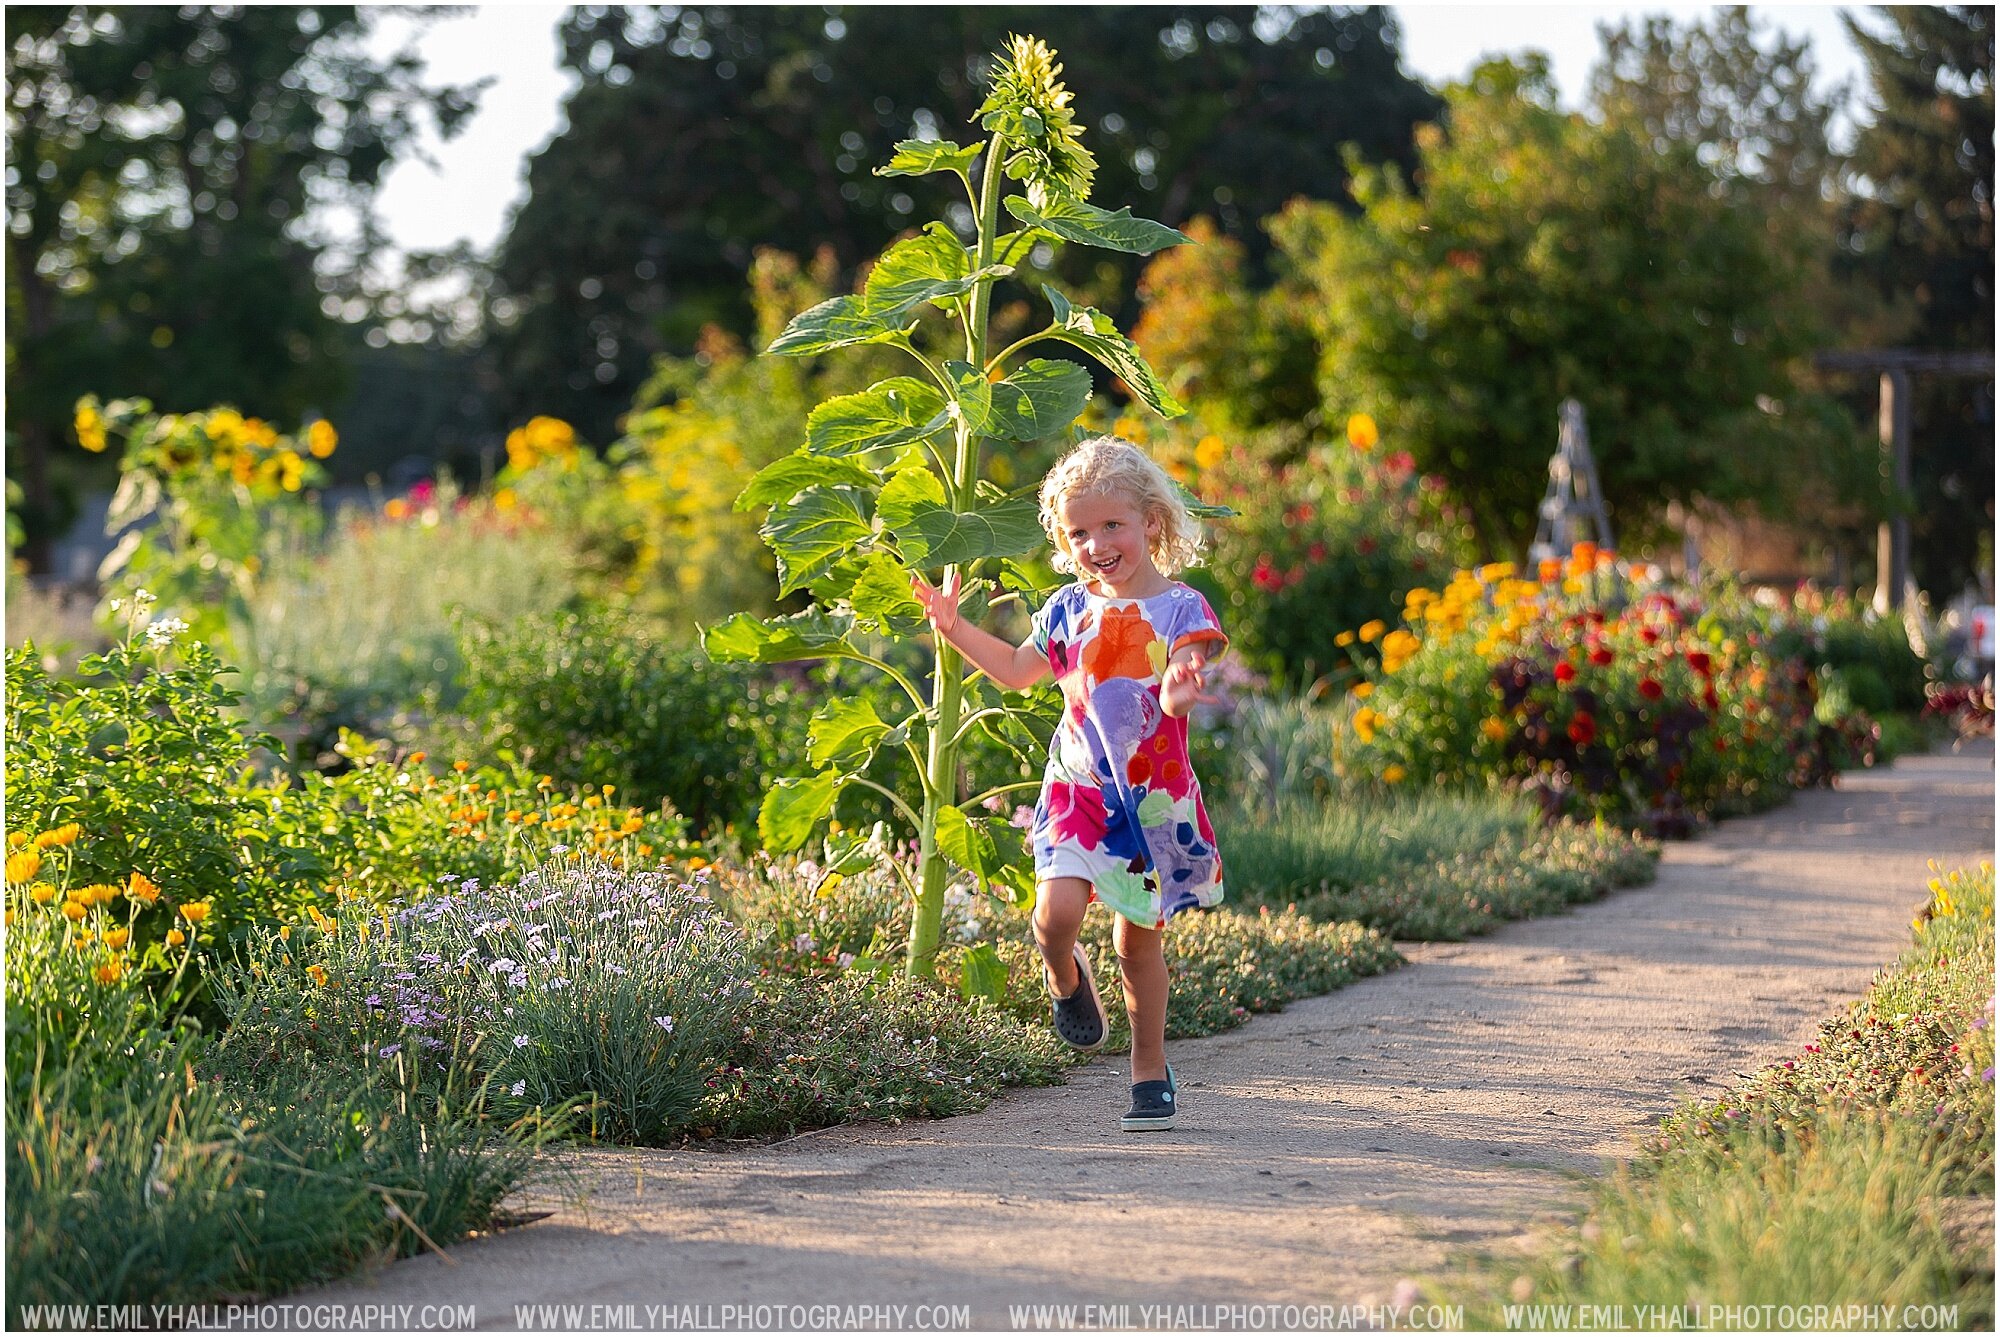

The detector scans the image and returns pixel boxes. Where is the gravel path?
[311,742,1993,1329]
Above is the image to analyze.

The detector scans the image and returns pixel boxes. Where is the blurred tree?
[1837,5,1993,595]
[4,6,482,570]
[1271,56,1856,552]
[487,5,1443,444]
[1588,6,1881,566]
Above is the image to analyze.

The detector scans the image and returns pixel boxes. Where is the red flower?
[1686,651,1713,675]
[1567,713,1597,746]
[1638,677,1664,701]
[1703,684,1720,710]
[1554,661,1577,684]
[1308,542,1328,562]
[1640,627,1660,645]
[1588,646,1614,666]
[1252,555,1284,593]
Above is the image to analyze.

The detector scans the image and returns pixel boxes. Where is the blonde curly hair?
[1038,435,1206,576]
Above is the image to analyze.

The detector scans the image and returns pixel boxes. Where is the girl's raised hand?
[1160,651,1220,716]
[909,568,961,636]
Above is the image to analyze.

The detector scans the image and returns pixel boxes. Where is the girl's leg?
[1032,877,1092,995]
[1113,914,1169,1084]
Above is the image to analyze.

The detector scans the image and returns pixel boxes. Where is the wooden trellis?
[1528,398,1614,565]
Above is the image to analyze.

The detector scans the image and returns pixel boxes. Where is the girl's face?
[1058,488,1163,595]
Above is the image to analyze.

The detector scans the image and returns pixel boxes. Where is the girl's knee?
[1033,877,1089,941]
[1111,915,1164,967]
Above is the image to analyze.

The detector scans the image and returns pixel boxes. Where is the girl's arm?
[910,570,1051,692]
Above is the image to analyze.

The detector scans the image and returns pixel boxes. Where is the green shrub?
[702,971,1072,1138]
[212,858,754,1147]
[454,602,814,835]
[5,884,539,1318]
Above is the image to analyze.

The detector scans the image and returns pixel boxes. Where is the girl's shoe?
[1122,1064,1178,1131]
[1046,942,1107,1051]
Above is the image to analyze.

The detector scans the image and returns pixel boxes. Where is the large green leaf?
[761,485,874,595]
[1172,480,1236,520]
[759,771,844,853]
[806,377,948,459]
[889,496,1045,568]
[864,224,1009,318]
[936,803,1002,881]
[1004,194,1190,255]
[807,697,891,771]
[874,466,948,529]
[957,941,1009,1003]
[945,360,992,436]
[874,139,980,178]
[988,358,1092,440]
[1042,286,1184,418]
[848,552,927,632]
[735,450,878,512]
[767,294,912,357]
[700,608,857,664]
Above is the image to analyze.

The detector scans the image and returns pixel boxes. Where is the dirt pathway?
[313,743,1993,1329]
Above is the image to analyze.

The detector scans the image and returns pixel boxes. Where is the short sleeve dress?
[1026,579,1228,928]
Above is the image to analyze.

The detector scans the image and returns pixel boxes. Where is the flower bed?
[1332,547,1849,831]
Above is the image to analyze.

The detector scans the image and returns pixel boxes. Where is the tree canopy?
[4,5,480,566]
[486,5,1444,444]
[1268,54,1856,551]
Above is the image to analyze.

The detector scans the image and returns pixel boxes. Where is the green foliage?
[5,7,479,565]
[1271,54,1860,549]
[489,6,1442,444]
[454,602,814,835]
[212,859,752,1147]
[5,899,538,1318]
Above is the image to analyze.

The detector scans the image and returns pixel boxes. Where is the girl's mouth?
[1091,554,1122,577]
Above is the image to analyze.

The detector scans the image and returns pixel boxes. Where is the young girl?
[910,436,1227,1132]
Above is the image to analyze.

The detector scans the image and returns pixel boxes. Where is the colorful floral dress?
[1027,580,1228,928]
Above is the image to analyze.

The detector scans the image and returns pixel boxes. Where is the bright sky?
[365,2,1876,258]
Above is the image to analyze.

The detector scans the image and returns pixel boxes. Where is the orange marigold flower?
[125,871,161,903]
[166,929,187,947]
[178,900,212,924]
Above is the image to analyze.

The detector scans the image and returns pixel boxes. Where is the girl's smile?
[1059,491,1165,597]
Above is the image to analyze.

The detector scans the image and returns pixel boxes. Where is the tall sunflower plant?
[702,36,1208,977]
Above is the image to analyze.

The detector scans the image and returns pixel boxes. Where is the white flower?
[488,957,517,973]
[513,1034,530,1048]
[653,1015,674,1034]
[548,843,569,855]
[510,1079,527,1097]
[144,616,188,646]
[792,933,817,954]
[836,952,856,969]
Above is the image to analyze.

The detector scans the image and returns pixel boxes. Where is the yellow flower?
[1353,707,1379,744]
[166,929,186,948]
[276,448,305,492]
[1346,413,1379,451]
[75,402,109,453]
[1358,620,1386,644]
[94,959,126,984]
[125,871,161,904]
[178,900,212,924]
[307,419,338,458]
[279,924,292,941]
[493,486,518,512]
[35,823,81,848]
[61,900,87,921]
[384,498,411,520]
[1194,435,1226,470]
[30,882,57,904]
[1481,717,1509,742]
[687,856,710,871]
[1351,682,1374,699]
[6,833,26,850]
[307,964,328,987]
[6,849,43,883]
[1382,764,1407,784]
[102,927,130,950]
[1335,630,1356,647]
